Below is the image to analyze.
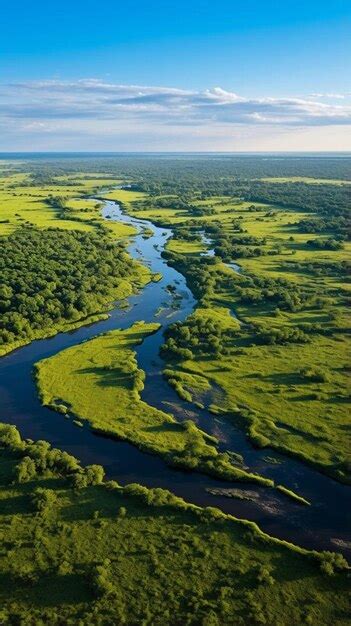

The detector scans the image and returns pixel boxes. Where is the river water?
[1,198,350,557]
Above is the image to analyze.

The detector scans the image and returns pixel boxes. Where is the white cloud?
[309,92,349,100]
[0,79,351,150]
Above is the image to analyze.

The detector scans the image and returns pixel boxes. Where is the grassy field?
[109,186,350,482]
[167,237,207,256]
[104,187,148,206]
[0,422,349,625]
[0,169,134,237]
[35,321,278,487]
[164,320,350,477]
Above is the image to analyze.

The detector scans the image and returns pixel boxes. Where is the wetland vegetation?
[0,154,350,623]
[130,166,350,482]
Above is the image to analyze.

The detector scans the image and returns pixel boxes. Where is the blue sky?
[1,0,350,150]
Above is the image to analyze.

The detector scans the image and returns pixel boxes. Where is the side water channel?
[1,198,350,558]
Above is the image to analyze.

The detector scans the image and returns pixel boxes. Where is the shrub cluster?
[161,312,236,359]
[0,423,104,487]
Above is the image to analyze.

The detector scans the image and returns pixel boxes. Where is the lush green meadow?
[35,322,274,486]
[0,167,134,237]
[0,423,349,626]
[159,194,350,480]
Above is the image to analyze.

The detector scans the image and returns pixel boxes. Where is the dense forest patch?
[0,227,150,353]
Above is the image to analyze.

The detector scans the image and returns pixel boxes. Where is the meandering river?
[1,198,350,557]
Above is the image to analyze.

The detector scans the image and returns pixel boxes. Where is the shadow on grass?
[142,422,184,434]
[0,571,91,607]
[256,372,309,386]
[0,494,31,516]
[275,421,327,443]
[326,395,351,404]
[78,366,133,389]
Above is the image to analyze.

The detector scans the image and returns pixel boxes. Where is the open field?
[0,170,134,237]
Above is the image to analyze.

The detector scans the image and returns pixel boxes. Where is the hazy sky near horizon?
[1,0,350,151]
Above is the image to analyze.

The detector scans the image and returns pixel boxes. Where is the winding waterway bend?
[1,198,350,558]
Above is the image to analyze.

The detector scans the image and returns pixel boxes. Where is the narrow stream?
[1,198,350,558]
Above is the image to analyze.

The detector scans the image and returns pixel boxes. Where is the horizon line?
[1,150,350,156]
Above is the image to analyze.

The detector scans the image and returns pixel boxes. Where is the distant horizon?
[1,150,351,156]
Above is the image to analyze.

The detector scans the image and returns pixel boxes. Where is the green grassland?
[0,171,134,237]
[34,322,276,486]
[103,187,193,226]
[167,237,207,255]
[0,423,349,626]
[104,188,191,224]
[104,187,148,206]
[110,187,350,481]
[164,317,349,478]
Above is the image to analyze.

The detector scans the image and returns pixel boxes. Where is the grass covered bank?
[34,322,275,487]
[0,422,349,626]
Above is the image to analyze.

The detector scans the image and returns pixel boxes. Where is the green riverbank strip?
[0,422,348,625]
[35,322,285,489]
